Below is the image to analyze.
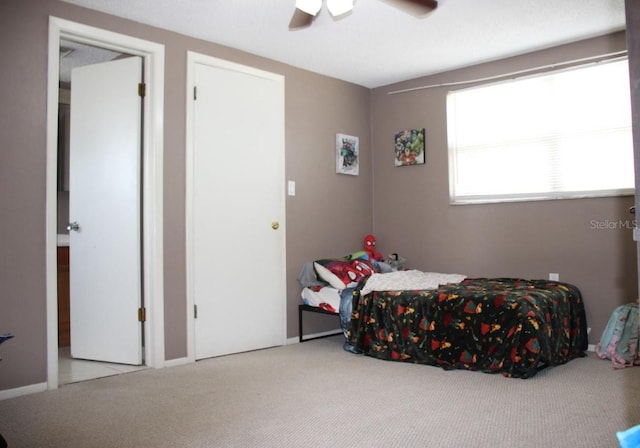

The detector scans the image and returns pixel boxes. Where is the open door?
[68,56,144,365]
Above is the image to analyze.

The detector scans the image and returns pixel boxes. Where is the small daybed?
[299,257,588,379]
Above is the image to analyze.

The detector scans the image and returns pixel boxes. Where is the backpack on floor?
[595,303,640,369]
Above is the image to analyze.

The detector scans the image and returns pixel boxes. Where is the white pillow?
[313,261,348,290]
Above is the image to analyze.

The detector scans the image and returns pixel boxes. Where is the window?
[447,59,634,204]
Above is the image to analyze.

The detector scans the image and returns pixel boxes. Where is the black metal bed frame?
[298,304,343,343]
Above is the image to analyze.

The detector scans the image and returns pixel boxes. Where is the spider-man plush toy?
[363,234,383,262]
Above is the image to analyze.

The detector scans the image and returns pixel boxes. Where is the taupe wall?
[1,0,634,392]
[371,31,637,342]
[0,0,372,390]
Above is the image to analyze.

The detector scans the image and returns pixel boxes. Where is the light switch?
[287,180,296,196]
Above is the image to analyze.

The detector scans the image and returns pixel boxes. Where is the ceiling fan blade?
[327,0,354,17]
[383,0,438,16]
[289,8,316,29]
[404,0,438,11]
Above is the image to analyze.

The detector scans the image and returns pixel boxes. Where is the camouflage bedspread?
[346,278,588,378]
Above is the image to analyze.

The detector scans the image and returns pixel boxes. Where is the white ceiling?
[61,0,627,88]
[59,39,124,84]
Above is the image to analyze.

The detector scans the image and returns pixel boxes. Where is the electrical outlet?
[549,273,559,281]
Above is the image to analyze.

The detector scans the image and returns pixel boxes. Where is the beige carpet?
[0,336,638,448]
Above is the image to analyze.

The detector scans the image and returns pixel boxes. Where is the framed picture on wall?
[336,133,359,176]
[394,128,425,167]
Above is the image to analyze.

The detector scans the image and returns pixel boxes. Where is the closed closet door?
[189,54,286,359]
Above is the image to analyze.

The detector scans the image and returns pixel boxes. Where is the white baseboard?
[163,357,192,368]
[0,382,47,401]
[588,344,596,352]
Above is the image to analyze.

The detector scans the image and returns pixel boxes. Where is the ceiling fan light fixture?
[295,0,322,16]
[326,0,354,16]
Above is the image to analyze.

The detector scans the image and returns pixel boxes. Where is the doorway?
[57,41,145,383]
[46,17,166,390]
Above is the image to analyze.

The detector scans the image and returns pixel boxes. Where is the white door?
[69,56,143,365]
[191,56,286,359]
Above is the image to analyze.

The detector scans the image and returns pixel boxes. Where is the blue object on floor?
[617,425,640,448]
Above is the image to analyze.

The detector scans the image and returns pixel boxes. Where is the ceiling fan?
[289,0,438,29]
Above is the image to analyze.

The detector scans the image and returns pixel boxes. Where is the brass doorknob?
[272,221,279,230]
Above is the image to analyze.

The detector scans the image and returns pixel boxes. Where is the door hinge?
[193,86,197,101]
[194,304,198,319]
[138,307,146,322]
[138,82,146,98]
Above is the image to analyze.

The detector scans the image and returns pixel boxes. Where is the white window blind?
[447,59,634,204]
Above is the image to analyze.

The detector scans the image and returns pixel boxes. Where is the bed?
[298,255,384,342]
[347,273,588,378]
[298,286,344,342]
[299,259,589,379]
